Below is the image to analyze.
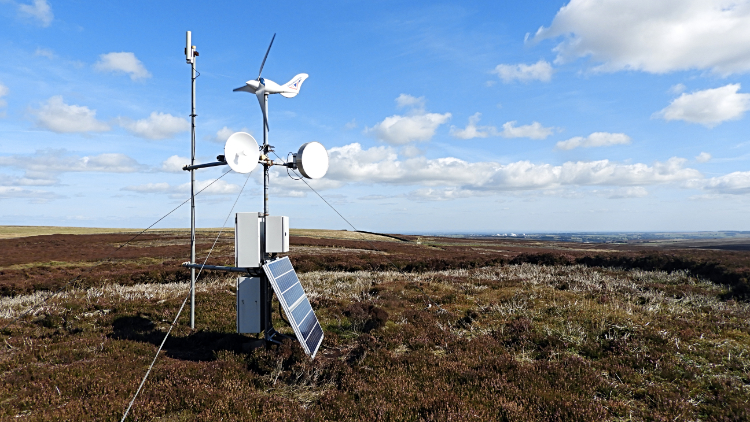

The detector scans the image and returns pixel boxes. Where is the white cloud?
[533,0,750,75]
[34,47,55,59]
[395,94,426,111]
[0,173,56,186]
[344,119,357,130]
[499,121,554,139]
[325,143,700,192]
[366,112,451,145]
[399,145,424,158]
[0,186,56,202]
[0,150,145,185]
[696,152,712,163]
[654,84,750,127]
[161,155,189,172]
[366,94,451,145]
[18,0,53,27]
[451,114,554,140]
[94,52,151,80]
[492,60,553,83]
[556,132,631,150]
[692,171,750,194]
[119,112,190,140]
[669,84,686,95]
[450,113,493,139]
[208,126,251,144]
[31,96,110,133]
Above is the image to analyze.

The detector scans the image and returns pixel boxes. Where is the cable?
[120,172,251,422]
[1,169,233,331]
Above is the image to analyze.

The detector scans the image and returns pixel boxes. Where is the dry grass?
[1,231,749,420]
[2,263,748,420]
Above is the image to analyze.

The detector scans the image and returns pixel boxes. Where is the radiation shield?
[224,132,260,174]
[296,142,329,179]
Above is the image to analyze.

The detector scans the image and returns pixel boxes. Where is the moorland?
[1,227,749,420]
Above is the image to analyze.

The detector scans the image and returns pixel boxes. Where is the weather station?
[180,32,328,358]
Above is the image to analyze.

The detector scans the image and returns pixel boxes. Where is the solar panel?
[262,256,324,358]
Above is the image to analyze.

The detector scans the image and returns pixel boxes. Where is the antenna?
[181,33,328,357]
[185,31,194,64]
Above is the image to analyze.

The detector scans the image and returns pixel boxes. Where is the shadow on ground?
[109,315,256,361]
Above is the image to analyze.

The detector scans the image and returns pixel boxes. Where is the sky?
[1,0,750,233]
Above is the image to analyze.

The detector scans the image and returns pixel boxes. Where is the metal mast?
[187,32,198,330]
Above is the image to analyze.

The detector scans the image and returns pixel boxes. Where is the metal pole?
[263,93,269,222]
[190,54,197,330]
[262,93,271,336]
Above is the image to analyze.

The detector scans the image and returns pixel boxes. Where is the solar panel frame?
[262,257,324,358]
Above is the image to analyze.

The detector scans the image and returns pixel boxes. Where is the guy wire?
[120,171,251,422]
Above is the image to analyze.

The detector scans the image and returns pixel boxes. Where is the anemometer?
[180,31,328,358]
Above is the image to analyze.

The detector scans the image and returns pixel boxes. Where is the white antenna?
[180,33,329,356]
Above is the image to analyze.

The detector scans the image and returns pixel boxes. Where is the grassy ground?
[1,231,749,420]
[0,226,403,243]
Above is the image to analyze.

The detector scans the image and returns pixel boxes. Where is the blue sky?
[2,0,750,233]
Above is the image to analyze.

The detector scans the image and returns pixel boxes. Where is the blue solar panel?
[305,324,324,356]
[262,257,324,358]
[275,271,299,294]
[267,258,293,278]
[282,283,305,307]
[291,297,312,324]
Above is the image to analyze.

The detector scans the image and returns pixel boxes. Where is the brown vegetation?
[1,230,749,420]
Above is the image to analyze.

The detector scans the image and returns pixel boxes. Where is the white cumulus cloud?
[18,0,53,27]
[533,0,750,75]
[32,96,110,133]
[366,94,450,145]
[209,126,251,144]
[450,113,493,139]
[395,94,426,110]
[499,121,554,139]
[119,112,190,140]
[556,132,631,150]
[696,152,712,163]
[692,171,750,194]
[0,150,145,187]
[366,113,451,145]
[492,60,553,83]
[94,52,151,80]
[654,84,750,127]
[451,114,554,140]
[324,143,700,192]
[161,155,189,172]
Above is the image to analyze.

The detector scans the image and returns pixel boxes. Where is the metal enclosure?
[237,276,262,333]
[235,212,262,268]
[265,215,289,253]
